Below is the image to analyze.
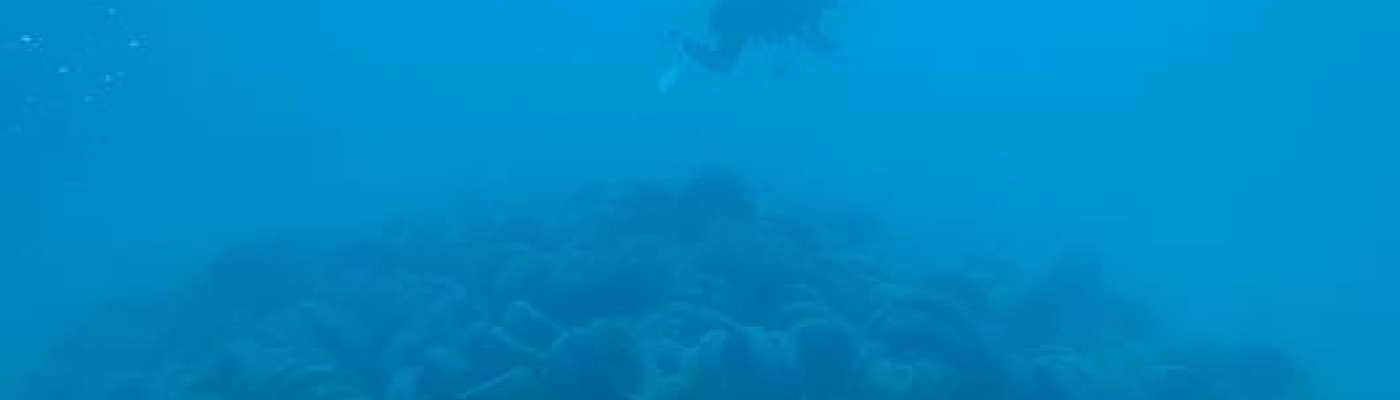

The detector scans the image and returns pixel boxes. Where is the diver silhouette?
[668,0,838,75]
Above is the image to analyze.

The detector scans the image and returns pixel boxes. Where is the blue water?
[2,0,1395,399]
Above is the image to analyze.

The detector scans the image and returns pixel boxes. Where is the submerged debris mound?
[22,168,1311,400]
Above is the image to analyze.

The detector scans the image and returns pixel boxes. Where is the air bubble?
[17,35,40,48]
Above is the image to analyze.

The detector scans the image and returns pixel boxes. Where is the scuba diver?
[659,0,838,90]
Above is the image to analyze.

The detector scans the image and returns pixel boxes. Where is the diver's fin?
[657,43,691,94]
[658,61,685,94]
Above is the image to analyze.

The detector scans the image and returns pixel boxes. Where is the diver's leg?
[682,34,746,73]
[713,34,746,71]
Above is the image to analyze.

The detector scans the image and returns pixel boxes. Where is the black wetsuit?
[679,0,836,73]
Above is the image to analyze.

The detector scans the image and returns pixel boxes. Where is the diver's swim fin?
[658,61,685,94]
[657,42,690,94]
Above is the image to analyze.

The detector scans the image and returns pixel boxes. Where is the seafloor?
[22,168,1309,400]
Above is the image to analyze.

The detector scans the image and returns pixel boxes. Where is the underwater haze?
[2,0,1396,399]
